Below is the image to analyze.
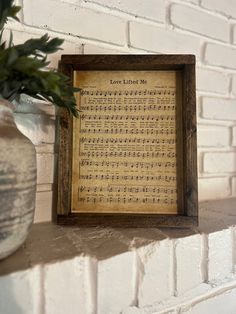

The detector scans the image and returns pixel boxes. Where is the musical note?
[79,151,176,158]
[78,195,177,205]
[80,89,176,97]
[80,114,175,122]
[80,137,176,145]
[78,185,177,194]
[80,104,176,112]
[79,174,176,182]
[80,128,176,135]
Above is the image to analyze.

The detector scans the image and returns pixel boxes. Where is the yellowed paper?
[72,71,181,214]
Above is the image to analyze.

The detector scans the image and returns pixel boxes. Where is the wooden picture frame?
[57,55,198,227]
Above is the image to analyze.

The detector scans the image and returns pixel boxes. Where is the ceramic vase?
[0,99,36,260]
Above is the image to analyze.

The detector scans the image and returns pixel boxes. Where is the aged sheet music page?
[72,70,181,214]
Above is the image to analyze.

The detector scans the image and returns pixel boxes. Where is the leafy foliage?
[0,0,79,117]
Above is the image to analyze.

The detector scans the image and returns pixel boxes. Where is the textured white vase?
[0,99,36,260]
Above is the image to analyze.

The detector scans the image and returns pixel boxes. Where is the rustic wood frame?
[57,55,198,227]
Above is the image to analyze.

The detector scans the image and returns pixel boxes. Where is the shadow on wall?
[0,197,236,278]
[199,198,236,233]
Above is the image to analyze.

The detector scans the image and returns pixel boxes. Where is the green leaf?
[6,47,18,65]
[0,1,80,117]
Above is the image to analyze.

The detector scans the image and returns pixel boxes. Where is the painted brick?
[129,22,200,55]
[202,97,236,121]
[34,191,53,223]
[198,177,230,201]
[86,0,165,22]
[83,44,122,54]
[182,0,198,3]
[233,25,236,46]
[204,43,236,69]
[175,235,202,295]
[232,127,236,146]
[231,74,236,96]
[61,0,79,4]
[184,0,199,4]
[197,125,229,147]
[171,4,229,42]
[231,177,236,197]
[204,152,236,173]
[97,251,134,314]
[196,68,229,94]
[137,239,172,307]
[37,153,54,184]
[201,0,236,18]
[208,229,233,281]
[23,0,126,46]
[182,288,236,314]
[44,257,86,314]
[0,267,41,314]
[83,44,149,54]
[14,113,55,146]
[125,308,177,314]
[122,308,147,314]
[233,227,236,272]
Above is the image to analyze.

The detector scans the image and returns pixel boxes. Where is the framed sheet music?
[57,55,198,227]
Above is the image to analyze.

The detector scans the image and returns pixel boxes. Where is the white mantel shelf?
[0,199,236,314]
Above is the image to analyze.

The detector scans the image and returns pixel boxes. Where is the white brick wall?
[201,0,236,18]
[196,68,229,94]
[197,125,230,147]
[198,177,231,201]
[97,251,134,313]
[0,268,42,314]
[204,43,236,69]
[202,97,236,121]
[204,152,236,173]
[170,4,229,42]
[86,0,166,23]
[129,21,200,55]
[23,0,126,46]
[182,287,236,314]
[175,234,202,294]
[137,240,172,307]
[207,229,233,282]
[44,258,87,314]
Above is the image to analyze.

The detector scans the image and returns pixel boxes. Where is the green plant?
[0,0,79,117]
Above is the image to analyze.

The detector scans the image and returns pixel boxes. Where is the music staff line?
[80,104,175,112]
[79,174,176,182]
[80,128,176,135]
[80,137,176,145]
[80,114,175,122]
[79,185,177,194]
[78,196,177,205]
[80,151,176,158]
[79,160,176,169]
[81,89,176,97]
